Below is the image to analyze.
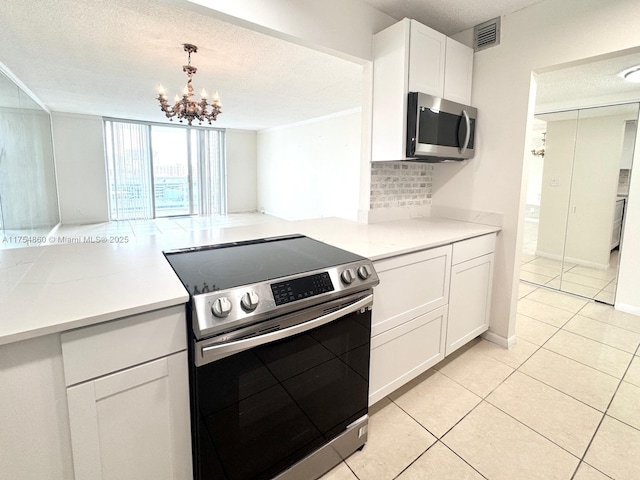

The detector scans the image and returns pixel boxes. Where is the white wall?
[257,110,362,221]
[225,129,257,213]
[437,0,640,345]
[51,113,109,225]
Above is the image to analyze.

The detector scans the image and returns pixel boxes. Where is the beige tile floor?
[321,283,640,480]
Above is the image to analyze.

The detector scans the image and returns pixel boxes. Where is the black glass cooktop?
[164,234,364,296]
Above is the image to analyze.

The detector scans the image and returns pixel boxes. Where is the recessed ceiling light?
[620,65,640,83]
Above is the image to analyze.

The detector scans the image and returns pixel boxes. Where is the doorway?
[151,126,192,217]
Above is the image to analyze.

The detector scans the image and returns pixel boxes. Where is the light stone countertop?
[0,216,499,346]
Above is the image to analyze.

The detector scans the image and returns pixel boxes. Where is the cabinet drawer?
[61,306,187,386]
[452,233,496,265]
[369,306,446,406]
[372,245,451,336]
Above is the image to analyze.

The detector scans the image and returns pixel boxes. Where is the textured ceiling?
[358,0,546,36]
[2,0,638,130]
[0,0,364,130]
[536,52,640,110]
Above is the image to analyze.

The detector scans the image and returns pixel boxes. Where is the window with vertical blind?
[104,119,226,220]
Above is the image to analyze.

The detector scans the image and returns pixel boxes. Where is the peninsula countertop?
[0,216,500,346]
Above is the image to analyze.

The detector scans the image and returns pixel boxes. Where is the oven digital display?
[271,272,334,306]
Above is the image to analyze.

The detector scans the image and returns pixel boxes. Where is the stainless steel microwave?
[406,92,477,161]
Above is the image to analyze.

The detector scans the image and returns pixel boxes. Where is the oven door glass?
[193,307,371,480]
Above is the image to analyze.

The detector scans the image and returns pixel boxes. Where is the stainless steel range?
[164,234,379,480]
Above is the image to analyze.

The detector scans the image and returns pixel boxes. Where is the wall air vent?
[474,17,501,52]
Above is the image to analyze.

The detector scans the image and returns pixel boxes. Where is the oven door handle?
[197,293,373,365]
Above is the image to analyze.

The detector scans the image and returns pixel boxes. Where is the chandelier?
[157,43,222,126]
[531,132,546,158]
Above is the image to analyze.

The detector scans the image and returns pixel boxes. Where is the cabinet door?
[372,19,411,161]
[443,37,474,105]
[370,306,447,405]
[66,351,192,480]
[446,253,494,356]
[372,245,451,336]
[408,20,446,97]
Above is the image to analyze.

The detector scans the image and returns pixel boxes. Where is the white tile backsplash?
[370,162,433,209]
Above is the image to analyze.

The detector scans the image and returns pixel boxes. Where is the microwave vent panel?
[474,17,501,52]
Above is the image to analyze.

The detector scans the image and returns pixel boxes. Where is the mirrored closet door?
[522,103,638,304]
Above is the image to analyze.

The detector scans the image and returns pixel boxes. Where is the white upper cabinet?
[408,20,446,97]
[372,18,474,161]
[444,37,474,105]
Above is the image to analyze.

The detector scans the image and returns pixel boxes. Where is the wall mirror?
[0,69,59,244]
[522,53,640,304]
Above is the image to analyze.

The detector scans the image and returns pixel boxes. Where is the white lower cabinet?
[369,233,496,405]
[61,306,192,480]
[369,306,447,405]
[446,234,496,356]
[66,352,192,480]
[369,245,451,405]
[446,253,494,355]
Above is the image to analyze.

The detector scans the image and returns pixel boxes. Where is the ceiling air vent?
[474,17,501,52]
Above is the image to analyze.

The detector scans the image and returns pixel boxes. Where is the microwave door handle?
[460,109,471,154]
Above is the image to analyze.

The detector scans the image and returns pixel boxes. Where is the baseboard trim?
[481,331,517,349]
[614,302,640,316]
[534,250,610,270]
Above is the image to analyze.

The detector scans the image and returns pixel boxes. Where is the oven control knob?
[241,291,260,312]
[211,297,232,318]
[341,268,355,285]
[357,265,371,280]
